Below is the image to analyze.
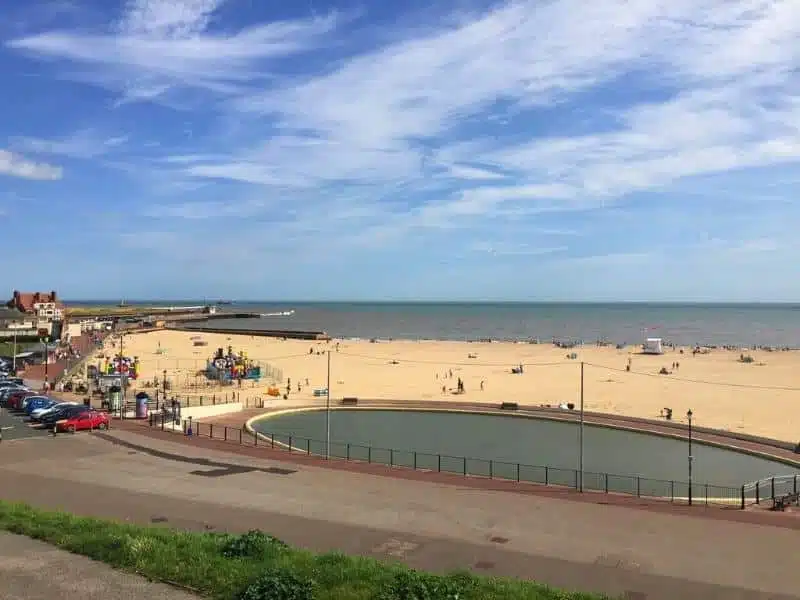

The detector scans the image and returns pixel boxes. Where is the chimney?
[50,290,57,301]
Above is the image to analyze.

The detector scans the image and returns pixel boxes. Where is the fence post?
[367,446,371,463]
[795,475,798,495]
[771,477,775,500]
[705,483,709,506]
[437,454,441,472]
[489,460,493,479]
[346,443,350,460]
[516,462,520,482]
[670,480,674,502]
[413,451,417,470]
[604,473,608,494]
[224,426,228,442]
[288,436,292,452]
[463,457,467,476]
[741,485,746,510]
[755,481,760,504]
[238,429,242,444]
[637,476,641,497]
[254,429,257,446]
[390,449,394,467]
[306,438,310,454]
[271,433,275,448]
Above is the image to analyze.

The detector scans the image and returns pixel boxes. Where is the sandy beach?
[93,329,800,443]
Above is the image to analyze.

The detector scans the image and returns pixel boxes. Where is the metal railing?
[741,474,799,507]
[161,420,745,508]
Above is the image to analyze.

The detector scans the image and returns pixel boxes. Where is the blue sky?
[1,0,799,302]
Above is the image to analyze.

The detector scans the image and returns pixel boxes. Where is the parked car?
[0,386,27,404]
[55,411,110,433]
[24,397,57,415]
[6,390,36,411]
[30,401,79,422]
[40,405,90,428]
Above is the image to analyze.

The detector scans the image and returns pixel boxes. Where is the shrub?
[222,529,288,559]
[239,568,316,600]
[380,570,475,600]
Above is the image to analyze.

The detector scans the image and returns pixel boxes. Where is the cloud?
[12,130,128,159]
[0,150,63,180]
[7,0,338,104]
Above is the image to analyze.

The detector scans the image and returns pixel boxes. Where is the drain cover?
[489,536,509,544]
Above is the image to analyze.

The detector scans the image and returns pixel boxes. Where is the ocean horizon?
[66,301,800,347]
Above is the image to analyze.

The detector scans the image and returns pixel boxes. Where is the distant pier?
[167,324,329,340]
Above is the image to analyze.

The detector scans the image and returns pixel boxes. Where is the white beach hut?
[643,338,663,355]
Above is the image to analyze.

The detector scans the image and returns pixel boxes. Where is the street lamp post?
[687,409,693,506]
[325,350,331,459]
[41,336,49,389]
[162,369,168,405]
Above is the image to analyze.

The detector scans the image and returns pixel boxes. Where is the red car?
[55,411,110,433]
[6,391,36,410]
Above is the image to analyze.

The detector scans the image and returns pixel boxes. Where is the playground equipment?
[205,346,261,382]
[98,354,140,380]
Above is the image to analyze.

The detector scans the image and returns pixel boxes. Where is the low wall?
[182,402,243,420]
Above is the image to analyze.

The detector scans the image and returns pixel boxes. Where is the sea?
[72,302,800,347]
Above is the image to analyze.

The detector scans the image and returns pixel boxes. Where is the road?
[0,429,798,600]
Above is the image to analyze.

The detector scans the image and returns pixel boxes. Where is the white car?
[30,401,79,421]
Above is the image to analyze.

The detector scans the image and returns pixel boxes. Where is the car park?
[29,401,79,422]
[55,411,109,433]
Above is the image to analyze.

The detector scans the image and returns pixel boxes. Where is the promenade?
[0,429,798,599]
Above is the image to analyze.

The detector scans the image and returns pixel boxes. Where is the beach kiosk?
[643,338,664,355]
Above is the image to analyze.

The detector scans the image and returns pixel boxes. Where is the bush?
[239,568,316,600]
[380,570,475,600]
[222,529,288,559]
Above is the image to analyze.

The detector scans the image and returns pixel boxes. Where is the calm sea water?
[200,302,800,346]
[70,301,800,346]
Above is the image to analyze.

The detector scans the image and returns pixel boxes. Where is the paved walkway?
[1,430,799,599]
[0,533,197,600]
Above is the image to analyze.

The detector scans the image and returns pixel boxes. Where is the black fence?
[742,475,799,507]
[156,419,746,508]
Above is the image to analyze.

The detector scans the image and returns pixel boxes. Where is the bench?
[772,492,799,511]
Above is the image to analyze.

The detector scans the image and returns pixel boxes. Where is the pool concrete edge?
[245,404,800,470]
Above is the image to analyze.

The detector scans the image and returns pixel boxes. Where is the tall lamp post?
[41,336,49,388]
[325,350,331,459]
[687,409,694,506]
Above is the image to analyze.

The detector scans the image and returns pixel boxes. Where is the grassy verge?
[0,501,607,600]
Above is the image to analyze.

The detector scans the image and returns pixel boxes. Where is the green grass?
[0,501,608,600]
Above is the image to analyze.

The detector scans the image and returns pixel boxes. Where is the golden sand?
[96,329,800,442]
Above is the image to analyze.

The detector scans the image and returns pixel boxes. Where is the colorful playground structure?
[206,346,262,381]
[98,354,140,379]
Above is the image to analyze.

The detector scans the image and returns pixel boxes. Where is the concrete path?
[0,532,198,600]
[0,430,798,600]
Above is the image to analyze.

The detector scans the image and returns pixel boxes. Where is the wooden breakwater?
[167,324,329,341]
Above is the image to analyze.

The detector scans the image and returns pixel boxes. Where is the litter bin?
[135,393,149,419]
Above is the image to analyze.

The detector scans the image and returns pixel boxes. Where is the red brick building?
[6,290,64,320]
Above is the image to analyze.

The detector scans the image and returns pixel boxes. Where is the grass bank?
[0,501,607,600]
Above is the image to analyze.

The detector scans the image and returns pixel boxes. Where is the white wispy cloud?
[7,0,800,266]
[7,0,338,104]
[0,149,63,180]
[11,130,128,159]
